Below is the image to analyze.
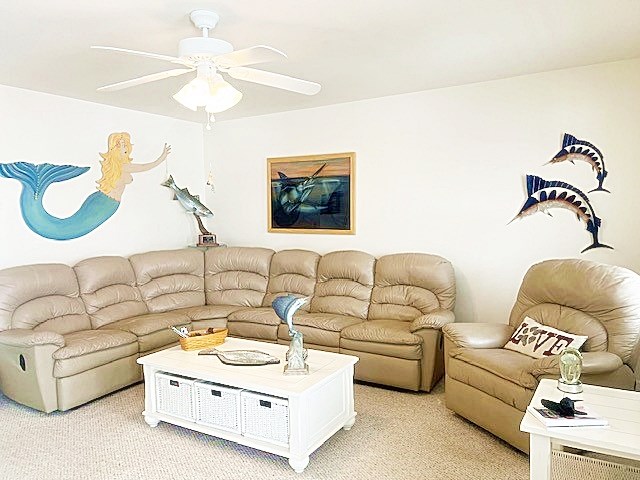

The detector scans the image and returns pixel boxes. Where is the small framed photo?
[267,152,355,234]
[198,234,218,246]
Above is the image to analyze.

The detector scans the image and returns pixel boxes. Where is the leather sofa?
[0,247,456,412]
[442,259,640,453]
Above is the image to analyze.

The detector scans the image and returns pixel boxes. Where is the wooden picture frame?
[267,152,355,234]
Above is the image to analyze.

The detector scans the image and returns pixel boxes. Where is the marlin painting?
[514,175,612,253]
[548,134,609,193]
[161,175,212,217]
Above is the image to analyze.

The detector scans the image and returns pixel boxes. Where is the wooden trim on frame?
[267,152,355,234]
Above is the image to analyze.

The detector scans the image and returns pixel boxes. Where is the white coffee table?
[520,378,640,480]
[137,338,358,473]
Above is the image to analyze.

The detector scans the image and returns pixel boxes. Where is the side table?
[520,379,640,479]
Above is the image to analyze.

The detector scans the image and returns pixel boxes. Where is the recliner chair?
[442,259,640,452]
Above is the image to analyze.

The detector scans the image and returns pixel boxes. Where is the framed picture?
[267,152,355,234]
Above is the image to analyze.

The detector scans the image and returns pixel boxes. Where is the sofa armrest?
[0,329,65,348]
[442,323,514,349]
[410,310,455,332]
[530,351,623,377]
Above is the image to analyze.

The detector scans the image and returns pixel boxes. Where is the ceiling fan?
[93,10,321,124]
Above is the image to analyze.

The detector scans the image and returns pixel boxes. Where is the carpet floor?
[0,381,528,480]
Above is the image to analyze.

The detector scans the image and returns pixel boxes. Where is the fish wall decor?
[0,133,170,240]
[513,175,612,253]
[547,134,609,193]
[161,175,214,236]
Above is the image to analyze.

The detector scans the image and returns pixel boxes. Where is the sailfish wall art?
[547,133,609,193]
[513,175,612,253]
[0,132,170,240]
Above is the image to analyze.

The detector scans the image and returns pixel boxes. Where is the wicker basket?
[179,328,228,351]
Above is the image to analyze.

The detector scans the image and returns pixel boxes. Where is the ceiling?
[1,1,639,123]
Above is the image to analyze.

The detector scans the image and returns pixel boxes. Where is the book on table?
[526,401,609,427]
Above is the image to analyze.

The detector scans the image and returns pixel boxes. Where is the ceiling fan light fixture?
[172,77,210,111]
[205,79,243,113]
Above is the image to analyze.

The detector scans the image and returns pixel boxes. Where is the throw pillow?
[504,317,588,359]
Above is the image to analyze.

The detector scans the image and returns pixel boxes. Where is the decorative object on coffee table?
[178,327,228,351]
[198,349,280,366]
[272,295,310,375]
[558,347,583,393]
[267,152,355,234]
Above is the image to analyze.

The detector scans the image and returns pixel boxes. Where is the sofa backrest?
[509,259,640,363]
[368,253,456,321]
[262,249,320,310]
[0,263,90,334]
[74,256,148,329]
[205,247,274,307]
[129,248,205,313]
[310,250,375,319]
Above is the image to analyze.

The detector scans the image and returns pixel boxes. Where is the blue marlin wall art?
[513,175,612,253]
[547,134,609,193]
[0,132,170,240]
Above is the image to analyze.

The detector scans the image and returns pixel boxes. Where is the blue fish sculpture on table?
[272,295,310,375]
[513,175,613,253]
[547,134,609,193]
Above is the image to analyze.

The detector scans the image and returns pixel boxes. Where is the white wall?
[0,85,205,269]
[204,59,640,323]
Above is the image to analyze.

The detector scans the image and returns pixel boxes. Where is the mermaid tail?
[0,162,120,240]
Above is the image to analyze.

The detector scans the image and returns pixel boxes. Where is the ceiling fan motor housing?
[178,37,234,61]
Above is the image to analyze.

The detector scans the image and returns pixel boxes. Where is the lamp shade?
[173,72,242,114]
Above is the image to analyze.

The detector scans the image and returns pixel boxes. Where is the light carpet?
[0,381,527,480]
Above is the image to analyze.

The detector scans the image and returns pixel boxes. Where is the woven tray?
[179,328,228,351]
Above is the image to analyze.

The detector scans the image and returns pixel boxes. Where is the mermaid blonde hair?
[97,132,133,194]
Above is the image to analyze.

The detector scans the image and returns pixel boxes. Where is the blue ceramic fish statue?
[272,295,309,336]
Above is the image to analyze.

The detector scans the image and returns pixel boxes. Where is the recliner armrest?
[410,310,455,332]
[442,323,514,349]
[0,329,65,348]
[530,351,623,377]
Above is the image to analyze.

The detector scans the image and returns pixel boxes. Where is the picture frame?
[198,234,218,246]
[267,152,355,234]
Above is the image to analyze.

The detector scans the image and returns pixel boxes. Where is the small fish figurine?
[513,175,613,253]
[547,134,609,193]
[162,175,213,217]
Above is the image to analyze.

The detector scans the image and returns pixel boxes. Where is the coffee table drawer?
[241,391,289,446]
[194,381,242,433]
[156,372,196,421]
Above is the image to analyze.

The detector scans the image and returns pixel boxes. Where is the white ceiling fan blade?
[214,45,287,69]
[91,46,192,66]
[97,68,194,92]
[227,67,321,95]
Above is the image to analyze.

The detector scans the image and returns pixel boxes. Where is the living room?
[1,2,639,479]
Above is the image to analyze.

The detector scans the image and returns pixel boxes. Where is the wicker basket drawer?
[241,391,289,446]
[194,381,242,433]
[156,372,196,421]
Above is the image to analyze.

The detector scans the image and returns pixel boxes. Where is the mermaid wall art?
[0,132,170,240]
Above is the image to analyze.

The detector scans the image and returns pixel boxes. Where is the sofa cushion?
[74,255,148,329]
[130,249,205,312]
[310,250,375,319]
[504,317,588,359]
[53,329,138,378]
[205,247,274,307]
[448,346,537,390]
[262,249,319,309]
[101,311,190,337]
[0,263,90,334]
[369,253,455,321]
[293,312,364,332]
[277,323,340,348]
[342,319,422,345]
[172,305,244,321]
[228,307,282,326]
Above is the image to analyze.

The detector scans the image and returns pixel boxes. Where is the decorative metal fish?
[161,175,213,216]
[513,175,613,253]
[548,134,609,193]
[198,349,281,366]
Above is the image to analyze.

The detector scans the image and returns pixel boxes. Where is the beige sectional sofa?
[0,247,456,413]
